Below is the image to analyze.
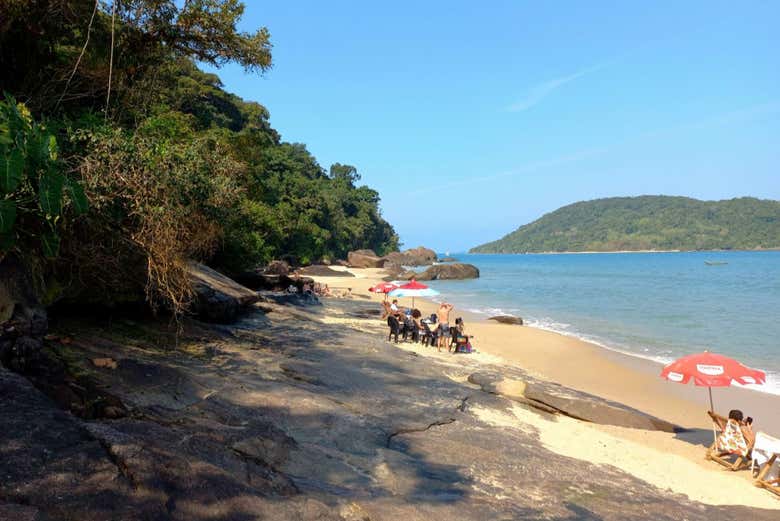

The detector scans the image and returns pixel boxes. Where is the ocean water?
[424,252,780,395]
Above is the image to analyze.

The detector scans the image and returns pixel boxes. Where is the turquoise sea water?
[424,251,780,394]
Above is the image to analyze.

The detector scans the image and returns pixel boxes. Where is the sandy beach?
[309,265,780,509]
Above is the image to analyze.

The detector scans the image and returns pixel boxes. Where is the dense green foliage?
[0,97,88,258]
[0,1,397,311]
[470,196,780,253]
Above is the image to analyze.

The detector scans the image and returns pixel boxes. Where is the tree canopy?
[0,0,398,312]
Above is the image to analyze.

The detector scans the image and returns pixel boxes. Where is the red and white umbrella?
[388,279,440,308]
[660,351,766,411]
[369,282,400,300]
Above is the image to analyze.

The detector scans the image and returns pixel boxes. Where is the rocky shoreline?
[2,291,778,520]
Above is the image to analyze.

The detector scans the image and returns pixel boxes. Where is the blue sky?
[202,1,780,252]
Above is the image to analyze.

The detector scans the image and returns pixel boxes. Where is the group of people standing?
[381,299,465,352]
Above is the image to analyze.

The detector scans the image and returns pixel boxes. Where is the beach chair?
[402,316,416,342]
[751,431,780,497]
[387,315,401,343]
[706,411,753,471]
[754,454,780,497]
[448,326,459,349]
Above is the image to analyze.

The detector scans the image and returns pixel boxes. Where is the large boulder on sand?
[468,372,677,432]
[415,263,479,281]
[382,246,437,266]
[347,249,385,268]
[188,262,260,323]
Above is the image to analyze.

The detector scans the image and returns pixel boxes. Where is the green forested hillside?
[0,1,397,312]
[470,196,780,253]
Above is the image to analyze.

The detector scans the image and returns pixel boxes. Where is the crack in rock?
[386,418,457,448]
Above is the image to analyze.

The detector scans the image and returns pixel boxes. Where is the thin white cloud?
[414,99,780,196]
[507,62,609,112]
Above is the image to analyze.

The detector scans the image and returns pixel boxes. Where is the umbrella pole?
[708,387,718,443]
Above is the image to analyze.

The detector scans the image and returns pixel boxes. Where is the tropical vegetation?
[470,196,780,253]
[0,0,398,313]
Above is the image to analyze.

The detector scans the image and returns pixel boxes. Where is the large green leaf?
[27,131,49,172]
[0,147,24,193]
[41,230,60,258]
[65,177,89,215]
[0,199,15,233]
[39,168,65,216]
[0,232,14,252]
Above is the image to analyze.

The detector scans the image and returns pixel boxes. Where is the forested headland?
[471,196,780,253]
[0,0,398,313]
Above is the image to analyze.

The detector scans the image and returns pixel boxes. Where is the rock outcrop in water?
[414,263,479,280]
[488,315,524,325]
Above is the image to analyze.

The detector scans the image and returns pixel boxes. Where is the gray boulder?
[488,315,523,325]
[415,263,480,280]
[468,371,677,432]
[188,262,260,323]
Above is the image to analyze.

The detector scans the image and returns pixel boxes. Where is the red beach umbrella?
[398,280,429,290]
[369,282,400,300]
[387,279,440,308]
[660,351,766,411]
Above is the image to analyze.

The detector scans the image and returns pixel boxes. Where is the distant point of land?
[470,195,780,254]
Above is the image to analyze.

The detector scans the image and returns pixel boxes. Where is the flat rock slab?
[1,298,775,520]
[298,265,355,277]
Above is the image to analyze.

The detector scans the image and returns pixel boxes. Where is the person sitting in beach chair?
[387,315,402,343]
[707,409,755,471]
[380,300,392,320]
[450,317,474,353]
[420,320,438,347]
[411,309,423,343]
[402,312,416,342]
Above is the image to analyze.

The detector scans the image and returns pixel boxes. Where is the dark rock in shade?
[382,246,438,266]
[261,292,322,307]
[439,257,458,262]
[264,259,291,276]
[298,265,355,277]
[0,256,48,372]
[415,262,480,280]
[347,249,386,268]
[488,315,524,325]
[188,262,260,323]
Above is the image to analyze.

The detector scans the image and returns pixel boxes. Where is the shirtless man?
[436,302,454,351]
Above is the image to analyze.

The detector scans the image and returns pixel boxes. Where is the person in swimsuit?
[436,302,454,352]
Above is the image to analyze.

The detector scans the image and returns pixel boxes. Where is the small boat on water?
[704,261,729,266]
